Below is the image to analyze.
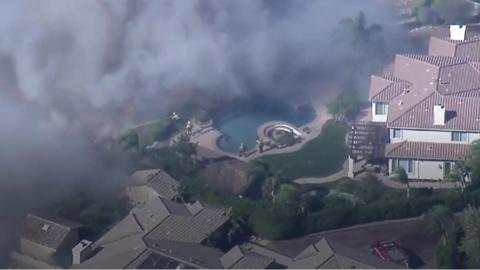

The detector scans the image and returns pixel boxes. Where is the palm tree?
[428,205,454,245]
[391,167,410,199]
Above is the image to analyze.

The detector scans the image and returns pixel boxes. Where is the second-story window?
[392,129,402,139]
[375,103,388,115]
[451,132,468,142]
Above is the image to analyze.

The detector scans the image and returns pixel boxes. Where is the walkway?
[293,160,349,185]
[293,168,461,190]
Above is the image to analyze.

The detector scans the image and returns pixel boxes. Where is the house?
[247,238,401,269]
[75,197,232,268]
[13,214,82,268]
[368,24,480,181]
[125,169,179,205]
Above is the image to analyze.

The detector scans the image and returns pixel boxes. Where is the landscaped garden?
[258,121,349,179]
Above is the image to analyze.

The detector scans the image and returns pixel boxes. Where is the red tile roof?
[388,92,480,132]
[403,54,472,67]
[385,141,469,161]
[437,62,480,95]
[369,75,412,103]
[369,26,480,133]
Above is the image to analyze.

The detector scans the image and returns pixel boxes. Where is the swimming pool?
[216,108,316,153]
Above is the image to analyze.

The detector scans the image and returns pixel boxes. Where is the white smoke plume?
[0,0,409,266]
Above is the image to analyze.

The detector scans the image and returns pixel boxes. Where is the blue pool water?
[217,109,316,153]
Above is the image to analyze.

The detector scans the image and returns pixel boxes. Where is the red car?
[370,240,410,268]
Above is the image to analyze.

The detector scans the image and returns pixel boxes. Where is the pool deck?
[188,103,332,162]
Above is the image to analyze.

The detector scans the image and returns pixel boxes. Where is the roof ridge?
[468,61,480,74]
[388,91,435,126]
[31,214,72,231]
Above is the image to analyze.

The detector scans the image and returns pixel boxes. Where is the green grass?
[135,120,180,148]
[259,121,349,179]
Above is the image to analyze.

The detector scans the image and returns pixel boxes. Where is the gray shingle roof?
[22,214,81,250]
[145,203,228,243]
[78,198,229,269]
[145,239,224,269]
[220,245,274,269]
[131,197,171,231]
[128,169,179,200]
[74,234,147,269]
[289,238,401,269]
[385,141,470,161]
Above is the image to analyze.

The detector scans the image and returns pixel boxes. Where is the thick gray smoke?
[0,0,408,266]
[0,0,405,129]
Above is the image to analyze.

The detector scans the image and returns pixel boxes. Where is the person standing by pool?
[239,142,246,157]
[256,138,264,153]
[185,120,193,137]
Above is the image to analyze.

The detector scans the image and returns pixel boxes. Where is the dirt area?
[200,158,251,195]
[266,216,441,268]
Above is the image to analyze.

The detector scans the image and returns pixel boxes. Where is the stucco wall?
[390,129,480,144]
[388,158,452,180]
[20,239,56,263]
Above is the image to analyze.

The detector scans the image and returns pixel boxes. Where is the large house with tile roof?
[369,25,480,181]
[75,197,232,268]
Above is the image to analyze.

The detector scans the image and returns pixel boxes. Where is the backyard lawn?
[259,121,349,179]
[135,120,180,148]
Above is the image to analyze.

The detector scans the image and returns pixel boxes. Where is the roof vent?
[434,104,446,125]
[450,25,466,41]
[41,224,50,232]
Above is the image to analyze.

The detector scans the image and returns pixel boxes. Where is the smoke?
[0,0,409,266]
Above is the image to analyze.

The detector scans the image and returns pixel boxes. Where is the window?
[375,103,388,115]
[393,159,414,173]
[393,129,402,139]
[451,132,468,142]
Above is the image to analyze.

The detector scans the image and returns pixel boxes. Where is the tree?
[460,205,480,268]
[119,129,139,151]
[467,140,480,185]
[430,0,472,25]
[336,12,386,80]
[391,167,410,199]
[434,232,464,269]
[276,184,302,211]
[225,207,250,247]
[354,174,384,203]
[328,91,360,121]
[250,205,300,239]
[428,205,454,245]
[414,0,472,25]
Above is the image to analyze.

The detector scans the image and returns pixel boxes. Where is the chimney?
[434,104,446,125]
[72,240,94,265]
[450,25,466,41]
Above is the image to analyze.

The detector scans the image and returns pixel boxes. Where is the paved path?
[293,168,461,190]
[293,159,349,185]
